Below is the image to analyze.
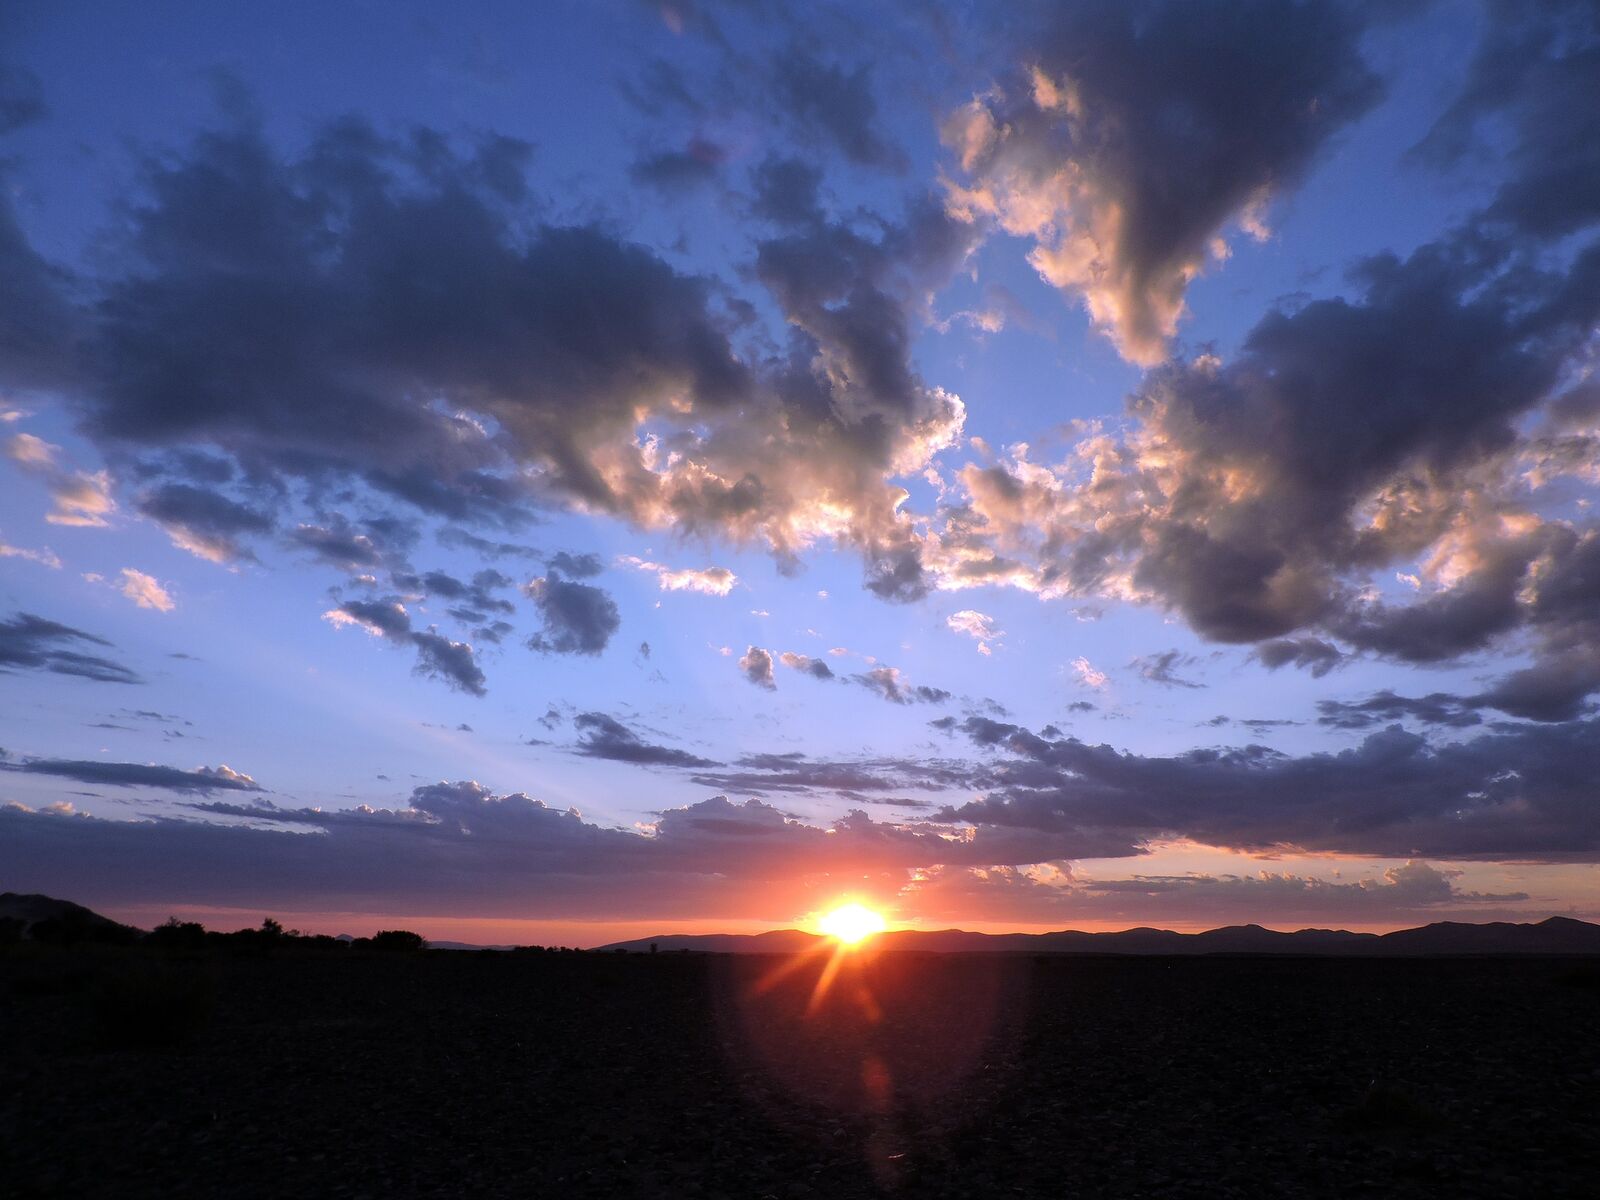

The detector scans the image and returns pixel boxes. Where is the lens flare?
[818,903,886,946]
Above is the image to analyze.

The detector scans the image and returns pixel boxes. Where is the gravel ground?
[3,946,1597,1198]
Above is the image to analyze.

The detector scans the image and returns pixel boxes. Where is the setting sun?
[818,903,887,945]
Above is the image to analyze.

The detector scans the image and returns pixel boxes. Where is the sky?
[2,0,1598,944]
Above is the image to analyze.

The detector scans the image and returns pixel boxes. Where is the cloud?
[0,537,60,568]
[136,483,272,562]
[1413,0,1600,242]
[0,787,1009,921]
[572,712,718,768]
[1133,649,1203,689]
[1254,637,1345,678]
[630,136,726,191]
[0,115,977,613]
[4,757,260,794]
[324,598,487,695]
[618,555,737,595]
[779,651,834,680]
[289,520,386,571]
[3,432,117,528]
[1071,656,1106,690]
[739,645,775,689]
[774,51,906,171]
[946,609,999,654]
[115,568,175,612]
[940,715,1600,861]
[1316,691,1483,731]
[546,550,603,578]
[852,666,949,706]
[941,0,1381,363]
[0,612,142,684]
[524,574,621,656]
[904,859,1527,926]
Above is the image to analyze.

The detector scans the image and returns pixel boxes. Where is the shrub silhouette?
[145,917,207,950]
[369,929,425,952]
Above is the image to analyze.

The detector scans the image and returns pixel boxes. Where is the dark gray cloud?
[630,136,726,191]
[750,156,824,226]
[435,527,541,559]
[546,551,604,578]
[690,750,971,798]
[326,599,486,695]
[290,521,384,571]
[1316,691,1483,731]
[136,482,273,562]
[1254,637,1345,678]
[940,715,1600,861]
[4,757,259,794]
[1414,0,1600,241]
[524,574,620,655]
[775,51,906,171]
[1132,649,1204,689]
[0,786,1023,920]
[945,0,1382,362]
[572,712,718,768]
[0,613,141,685]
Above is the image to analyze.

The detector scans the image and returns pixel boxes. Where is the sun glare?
[818,903,886,945]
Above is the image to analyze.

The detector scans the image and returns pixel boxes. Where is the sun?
[818,902,886,946]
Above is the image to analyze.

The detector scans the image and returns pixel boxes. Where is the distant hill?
[0,892,140,944]
[597,916,1600,956]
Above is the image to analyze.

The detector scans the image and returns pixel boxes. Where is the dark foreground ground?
[4,945,1598,1198]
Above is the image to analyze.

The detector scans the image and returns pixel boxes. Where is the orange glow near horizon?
[818,902,886,946]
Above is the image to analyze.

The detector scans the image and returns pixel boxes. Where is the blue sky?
[3,0,1598,942]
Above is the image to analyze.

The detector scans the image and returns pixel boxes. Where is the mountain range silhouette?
[599,916,1600,955]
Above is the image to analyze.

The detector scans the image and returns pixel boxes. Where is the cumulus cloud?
[0,612,142,684]
[941,0,1381,363]
[524,574,621,656]
[779,650,834,680]
[0,114,978,618]
[739,645,776,689]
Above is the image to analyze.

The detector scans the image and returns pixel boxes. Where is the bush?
[145,917,207,950]
[369,929,426,952]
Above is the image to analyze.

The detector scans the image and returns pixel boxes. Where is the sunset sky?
[3,0,1598,944]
